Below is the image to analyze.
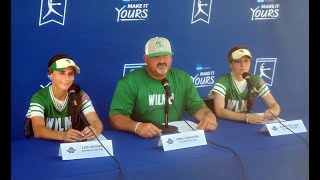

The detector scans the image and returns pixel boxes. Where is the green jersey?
[210,73,269,112]
[109,66,205,125]
[26,85,95,131]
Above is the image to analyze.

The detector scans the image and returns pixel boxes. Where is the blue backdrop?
[11,0,309,140]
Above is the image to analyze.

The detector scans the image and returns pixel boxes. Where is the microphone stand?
[74,102,125,179]
[247,85,254,113]
[158,93,178,133]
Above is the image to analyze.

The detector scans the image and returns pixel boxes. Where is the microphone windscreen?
[161,78,169,86]
[242,72,250,79]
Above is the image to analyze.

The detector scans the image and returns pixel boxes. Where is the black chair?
[24,114,86,139]
[24,118,34,139]
[202,97,215,113]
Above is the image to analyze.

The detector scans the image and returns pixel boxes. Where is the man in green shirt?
[109,37,217,138]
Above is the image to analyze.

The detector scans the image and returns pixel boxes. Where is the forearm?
[269,102,281,117]
[262,92,281,117]
[110,114,139,133]
[215,108,247,122]
[90,120,104,136]
[83,111,104,136]
[192,106,218,131]
[193,106,216,122]
[33,126,65,141]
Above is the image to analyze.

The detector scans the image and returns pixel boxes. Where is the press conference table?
[12,113,309,180]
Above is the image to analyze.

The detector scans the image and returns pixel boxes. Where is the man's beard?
[156,64,168,75]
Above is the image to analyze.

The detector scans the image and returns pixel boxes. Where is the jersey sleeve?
[26,93,46,118]
[210,76,229,97]
[253,75,270,97]
[81,90,96,115]
[109,78,135,118]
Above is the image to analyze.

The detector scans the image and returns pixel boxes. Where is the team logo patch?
[82,93,91,101]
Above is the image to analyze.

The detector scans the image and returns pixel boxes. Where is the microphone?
[242,72,260,94]
[158,78,178,133]
[69,89,77,106]
[161,78,174,103]
[242,72,255,113]
[68,88,83,131]
[242,72,254,88]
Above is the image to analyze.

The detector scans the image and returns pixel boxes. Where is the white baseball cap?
[49,58,80,74]
[145,37,173,57]
[228,48,252,62]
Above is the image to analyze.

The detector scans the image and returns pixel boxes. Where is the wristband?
[134,122,142,134]
[245,113,250,123]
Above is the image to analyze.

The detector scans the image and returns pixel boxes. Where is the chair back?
[24,118,34,139]
[202,97,215,113]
